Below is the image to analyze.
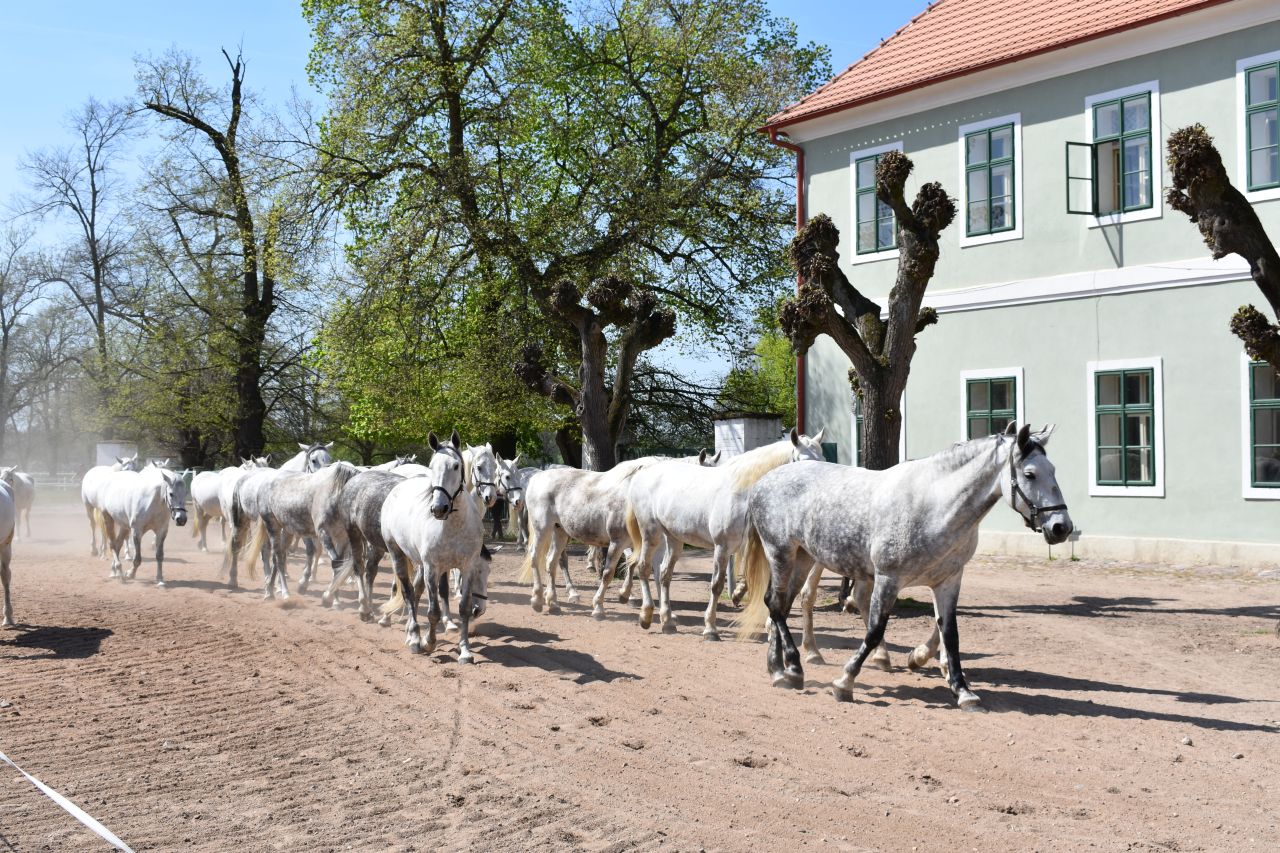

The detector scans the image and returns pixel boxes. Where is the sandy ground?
[1,504,1278,852]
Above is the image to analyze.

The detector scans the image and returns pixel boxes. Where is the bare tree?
[778,151,953,469]
[1166,124,1280,371]
[19,98,135,405]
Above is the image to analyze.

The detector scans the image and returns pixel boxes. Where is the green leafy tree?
[305,0,827,469]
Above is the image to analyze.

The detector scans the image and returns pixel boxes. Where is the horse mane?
[727,441,795,492]
[929,434,1002,472]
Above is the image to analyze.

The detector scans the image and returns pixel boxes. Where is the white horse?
[624,428,825,637]
[81,454,141,556]
[281,442,334,472]
[0,468,34,540]
[519,458,665,618]
[736,423,1072,711]
[390,462,431,478]
[380,431,491,662]
[191,457,269,552]
[0,480,14,627]
[367,454,414,472]
[96,464,190,587]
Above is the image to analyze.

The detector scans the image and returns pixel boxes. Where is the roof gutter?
[767,127,807,436]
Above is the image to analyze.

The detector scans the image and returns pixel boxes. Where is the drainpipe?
[768,127,807,434]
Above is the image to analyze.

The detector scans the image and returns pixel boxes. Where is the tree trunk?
[858,376,903,471]
[575,315,617,471]
[555,426,582,469]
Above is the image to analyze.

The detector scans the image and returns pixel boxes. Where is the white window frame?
[848,140,904,265]
[1236,49,1280,204]
[1084,80,1163,229]
[1241,352,1280,500]
[1086,356,1165,497]
[958,367,1025,440]
[957,113,1024,248]
[850,390,907,466]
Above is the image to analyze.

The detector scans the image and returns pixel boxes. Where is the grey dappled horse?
[254,462,361,600]
[737,423,1072,711]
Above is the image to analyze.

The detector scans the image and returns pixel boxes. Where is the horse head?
[161,468,190,527]
[0,467,15,488]
[496,455,525,510]
[999,422,1073,545]
[297,442,334,472]
[465,442,499,508]
[789,426,826,462]
[427,430,465,520]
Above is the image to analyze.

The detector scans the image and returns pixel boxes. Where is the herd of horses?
[4,421,1073,710]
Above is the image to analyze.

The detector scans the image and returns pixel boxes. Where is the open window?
[1070,84,1160,223]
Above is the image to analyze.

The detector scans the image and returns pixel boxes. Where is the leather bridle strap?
[1008,442,1068,533]
[431,445,466,515]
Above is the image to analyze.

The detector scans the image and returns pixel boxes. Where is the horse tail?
[625,499,642,556]
[518,517,549,585]
[380,575,405,616]
[731,517,771,640]
[191,502,204,539]
[240,519,267,579]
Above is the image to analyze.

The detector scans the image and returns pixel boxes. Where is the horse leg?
[22,508,30,539]
[85,502,99,557]
[591,540,625,620]
[359,546,381,622]
[391,548,424,653]
[154,529,168,588]
[127,528,143,580]
[838,575,854,612]
[909,621,942,673]
[226,519,242,590]
[1,542,13,627]
[618,550,635,603]
[852,574,892,671]
[194,505,208,552]
[764,546,810,689]
[297,536,318,594]
[799,563,825,664]
[563,548,582,603]
[931,573,981,710]
[657,535,683,634]
[439,570,459,632]
[832,572,899,703]
[456,568,477,664]
[703,542,732,641]
[421,564,441,654]
[636,540,664,630]
[543,529,569,614]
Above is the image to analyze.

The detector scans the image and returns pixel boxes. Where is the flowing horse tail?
[380,574,405,616]
[91,506,106,556]
[730,516,771,640]
[239,519,267,579]
[518,518,548,584]
[625,499,642,556]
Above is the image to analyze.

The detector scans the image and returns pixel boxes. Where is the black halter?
[1008,441,1068,533]
[431,446,466,515]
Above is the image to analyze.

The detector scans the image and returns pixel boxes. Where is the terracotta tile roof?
[767,0,1236,129]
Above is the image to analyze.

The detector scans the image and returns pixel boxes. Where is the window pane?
[966,133,988,166]
[991,163,1012,198]
[968,417,988,439]
[1252,110,1279,148]
[990,126,1012,160]
[1255,408,1280,445]
[991,196,1011,230]
[1123,136,1149,173]
[990,379,1013,411]
[1253,363,1280,400]
[1098,413,1122,445]
[858,192,875,223]
[1096,140,1121,214]
[1097,373,1122,406]
[1248,65,1278,107]
[968,169,988,201]
[1125,371,1151,405]
[968,201,988,234]
[991,416,1013,435]
[1099,448,1123,481]
[1125,412,1151,447]
[1122,96,1149,131]
[857,158,876,189]
[1255,446,1280,484]
[1124,170,1151,208]
[857,221,876,253]
[877,218,894,249]
[968,381,990,412]
[877,199,894,221]
[1128,447,1153,482]
[1250,147,1278,188]
[1095,102,1121,138]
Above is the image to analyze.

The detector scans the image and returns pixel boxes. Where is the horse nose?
[1051,521,1070,540]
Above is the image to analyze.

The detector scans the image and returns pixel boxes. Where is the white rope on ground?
[0,747,135,852]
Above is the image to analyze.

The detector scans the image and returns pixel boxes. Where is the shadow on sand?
[0,624,113,660]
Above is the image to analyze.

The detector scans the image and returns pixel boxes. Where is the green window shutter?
[965,377,1016,439]
[1095,368,1156,486]
[1249,361,1280,487]
[1245,62,1280,192]
[820,442,839,464]
[1066,141,1096,215]
[965,124,1015,236]
[855,153,897,254]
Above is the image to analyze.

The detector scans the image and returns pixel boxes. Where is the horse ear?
[1004,421,1019,437]
[450,429,461,448]
[428,432,441,451]
[1016,423,1032,452]
[298,443,309,451]
[711,451,722,464]
[1036,423,1057,446]
[324,442,334,450]
[698,449,708,465]
[789,426,799,446]
[813,426,826,443]
[512,453,521,467]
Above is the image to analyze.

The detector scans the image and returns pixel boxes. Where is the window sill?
[959,228,1023,248]
[850,248,900,266]
[1088,206,1161,229]
[1089,483,1165,498]
[1243,485,1280,500]
[1243,185,1280,204]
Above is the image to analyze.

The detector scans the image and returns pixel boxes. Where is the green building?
[766,0,1280,564]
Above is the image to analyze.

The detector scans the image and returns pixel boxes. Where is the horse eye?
[1024,469,1037,480]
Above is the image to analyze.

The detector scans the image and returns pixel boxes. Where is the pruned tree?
[778,151,953,469]
[1166,124,1280,371]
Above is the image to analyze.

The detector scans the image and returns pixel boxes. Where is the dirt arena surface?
[1,504,1278,852]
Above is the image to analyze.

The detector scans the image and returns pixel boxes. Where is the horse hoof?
[566,591,581,603]
[359,611,373,623]
[907,650,932,672]
[458,653,475,665]
[639,610,653,630]
[591,607,606,621]
[617,592,631,604]
[546,602,561,615]
[871,656,892,672]
[531,597,544,613]
[661,620,677,634]
[702,630,721,642]
[444,620,460,632]
[155,581,166,589]
[407,640,423,654]
[804,651,826,665]
[958,691,984,712]
[377,615,391,627]
[771,669,804,690]
[832,685,855,703]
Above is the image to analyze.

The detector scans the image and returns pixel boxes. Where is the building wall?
[795,15,1280,558]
